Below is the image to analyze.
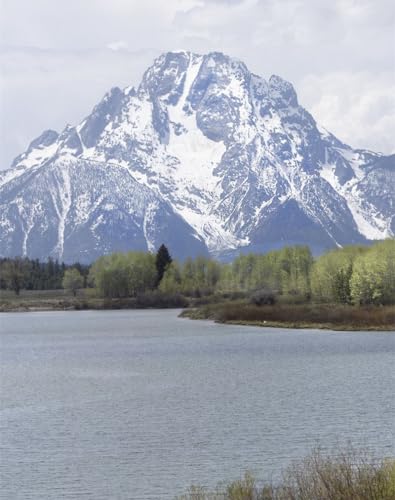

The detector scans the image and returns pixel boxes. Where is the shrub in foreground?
[176,448,395,500]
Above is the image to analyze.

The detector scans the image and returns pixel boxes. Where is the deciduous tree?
[62,268,83,297]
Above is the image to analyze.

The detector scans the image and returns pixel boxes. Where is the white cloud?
[298,72,395,153]
[0,0,394,167]
[107,41,129,51]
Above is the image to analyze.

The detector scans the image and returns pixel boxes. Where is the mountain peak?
[10,129,59,169]
[29,129,59,149]
[1,51,393,263]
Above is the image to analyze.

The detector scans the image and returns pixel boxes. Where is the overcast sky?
[1,0,394,168]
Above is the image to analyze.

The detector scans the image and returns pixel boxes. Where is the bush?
[177,448,395,500]
[250,289,277,306]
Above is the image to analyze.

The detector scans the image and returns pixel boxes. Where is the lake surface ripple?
[0,310,394,499]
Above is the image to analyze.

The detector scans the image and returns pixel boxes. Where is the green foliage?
[159,257,222,297]
[62,268,84,296]
[311,245,367,303]
[0,257,88,294]
[0,257,26,295]
[225,472,257,500]
[2,240,394,306]
[332,264,353,304]
[350,239,395,305]
[88,242,394,306]
[89,252,157,298]
[159,261,183,294]
[220,246,313,299]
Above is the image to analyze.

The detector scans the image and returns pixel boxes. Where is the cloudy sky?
[1,0,394,168]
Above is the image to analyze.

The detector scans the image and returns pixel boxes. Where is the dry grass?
[0,288,188,312]
[182,302,395,330]
[177,448,395,499]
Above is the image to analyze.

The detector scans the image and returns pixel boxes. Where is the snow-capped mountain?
[1,51,394,262]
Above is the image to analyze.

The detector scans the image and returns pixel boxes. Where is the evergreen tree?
[155,244,172,286]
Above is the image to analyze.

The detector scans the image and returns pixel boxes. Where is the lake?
[0,309,394,499]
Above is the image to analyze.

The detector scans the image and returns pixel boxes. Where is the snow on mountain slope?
[319,146,394,240]
[0,155,207,262]
[1,51,393,262]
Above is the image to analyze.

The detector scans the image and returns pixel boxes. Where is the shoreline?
[179,304,395,332]
[1,294,394,332]
[2,306,393,331]
[0,290,187,313]
[197,318,393,332]
[0,301,182,314]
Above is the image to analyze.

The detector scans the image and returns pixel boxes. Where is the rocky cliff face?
[1,51,393,262]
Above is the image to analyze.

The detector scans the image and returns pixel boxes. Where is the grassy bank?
[177,449,395,500]
[2,290,394,331]
[0,289,188,312]
[180,301,395,331]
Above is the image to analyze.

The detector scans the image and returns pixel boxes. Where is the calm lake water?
[0,310,394,499]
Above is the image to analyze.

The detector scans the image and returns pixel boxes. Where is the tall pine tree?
[155,244,172,286]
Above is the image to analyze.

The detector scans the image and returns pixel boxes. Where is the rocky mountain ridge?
[1,51,393,262]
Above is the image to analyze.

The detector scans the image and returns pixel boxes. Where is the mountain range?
[1,51,394,263]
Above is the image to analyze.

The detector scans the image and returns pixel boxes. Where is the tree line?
[1,240,394,305]
[0,257,89,295]
[159,241,395,305]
